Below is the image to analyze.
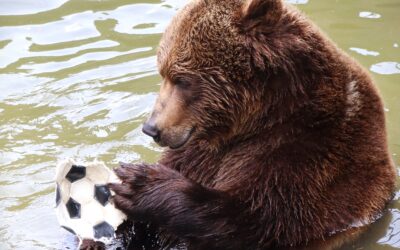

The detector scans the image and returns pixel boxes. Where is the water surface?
[0,0,399,249]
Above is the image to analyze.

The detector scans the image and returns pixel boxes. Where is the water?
[0,0,398,249]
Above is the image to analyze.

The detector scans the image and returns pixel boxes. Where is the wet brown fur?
[108,0,397,249]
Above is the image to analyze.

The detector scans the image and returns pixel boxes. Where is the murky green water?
[0,0,399,249]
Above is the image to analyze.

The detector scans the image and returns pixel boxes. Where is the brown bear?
[106,0,397,249]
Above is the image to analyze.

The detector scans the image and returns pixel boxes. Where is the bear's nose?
[142,122,160,139]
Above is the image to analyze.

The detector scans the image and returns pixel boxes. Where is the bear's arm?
[110,163,250,249]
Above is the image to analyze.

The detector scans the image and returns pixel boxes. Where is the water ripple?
[0,0,69,16]
[370,62,400,75]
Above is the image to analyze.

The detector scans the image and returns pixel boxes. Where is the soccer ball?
[55,159,127,243]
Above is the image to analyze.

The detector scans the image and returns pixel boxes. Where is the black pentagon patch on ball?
[56,183,61,206]
[61,226,76,235]
[93,221,114,239]
[94,185,111,206]
[66,165,86,183]
[66,198,81,219]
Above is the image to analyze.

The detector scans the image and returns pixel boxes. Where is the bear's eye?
[174,78,191,89]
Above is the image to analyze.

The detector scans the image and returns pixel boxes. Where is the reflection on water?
[0,0,69,16]
[349,47,380,57]
[371,62,400,75]
[0,0,399,249]
[359,11,382,19]
[378,209,400,248]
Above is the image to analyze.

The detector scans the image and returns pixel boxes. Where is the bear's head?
[143,0,309,149]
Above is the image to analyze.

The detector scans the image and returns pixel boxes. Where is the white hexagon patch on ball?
[55,159,127,243]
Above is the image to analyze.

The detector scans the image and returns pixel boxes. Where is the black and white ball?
[55,159,126,243]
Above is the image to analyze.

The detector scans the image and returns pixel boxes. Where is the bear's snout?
[142,121,160,140]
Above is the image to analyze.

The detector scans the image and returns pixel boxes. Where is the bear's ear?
[240,0,284,28]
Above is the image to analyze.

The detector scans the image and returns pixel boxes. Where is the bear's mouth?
[156,127,195,149]
[171,128,195,149]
